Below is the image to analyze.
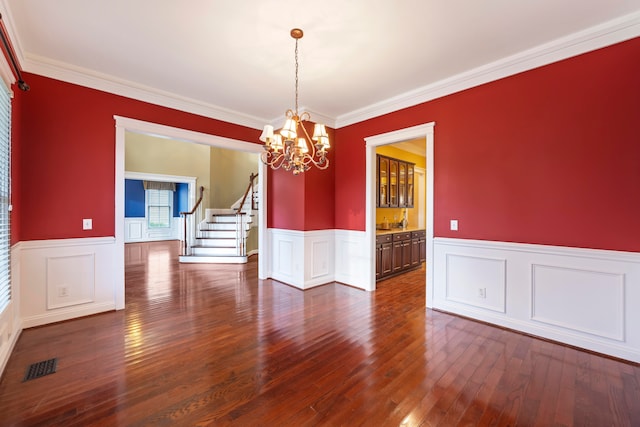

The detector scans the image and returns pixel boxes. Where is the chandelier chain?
[294,38,299,114]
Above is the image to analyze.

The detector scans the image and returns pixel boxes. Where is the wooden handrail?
[181,186,205,255]
[236,173,258,214]
[180,186,205,216]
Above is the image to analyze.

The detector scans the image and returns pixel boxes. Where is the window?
[147,189,172,228]
[0,82,10,313]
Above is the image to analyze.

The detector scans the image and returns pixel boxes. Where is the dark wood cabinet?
[376,155,414,208]
[411,230,426,267]
[376,234,393,280]
[392,231,411,273]
[377,229,425,281]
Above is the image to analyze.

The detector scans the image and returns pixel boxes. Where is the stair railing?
[180,186,204,256]
[236,172,259,214]
[235,212,247,256]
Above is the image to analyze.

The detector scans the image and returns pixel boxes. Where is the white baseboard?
[21,301,116,328]
[433,238,640,363]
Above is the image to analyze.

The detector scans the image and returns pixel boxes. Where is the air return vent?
[23,358,58,382]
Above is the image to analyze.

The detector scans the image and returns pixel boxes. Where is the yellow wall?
[375,143,426,229]
[125,131,212,209]
[209,147,259,208]
[209,147,260,252]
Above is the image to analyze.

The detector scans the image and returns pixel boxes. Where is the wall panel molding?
[434,238,640,363]
[445,254,506,313]
[19,237,118,328]
[531,264,625,341]
[267,229,335,290]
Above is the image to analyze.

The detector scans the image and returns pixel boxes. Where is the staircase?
[179,174,258,264]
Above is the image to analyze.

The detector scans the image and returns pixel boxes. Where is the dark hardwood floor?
[0,240,639,426]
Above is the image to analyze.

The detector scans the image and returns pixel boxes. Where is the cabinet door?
[401,240,412,269]
[411,238,421,266]
[392,240,403,272]
[419,238,426,263]
[381,242,393,276]
[398,162,407,207]
[378,156,389,207]
[376,244,382,279]
[389,159,398,207]
[406,164,414,208]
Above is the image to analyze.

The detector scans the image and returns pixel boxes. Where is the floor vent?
[23,358,58,382]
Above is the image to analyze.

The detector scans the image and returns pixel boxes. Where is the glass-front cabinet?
[398,162,407,207]
[389,159,398,207]
[376,154,414,208]
[406,165,414,207]
[378,156,389,207]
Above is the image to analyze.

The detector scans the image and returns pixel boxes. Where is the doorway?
[365,123,434,307]
[114,116,267,310]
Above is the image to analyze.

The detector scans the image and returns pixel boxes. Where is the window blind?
[147,189,171,228]
[0,82,11,313]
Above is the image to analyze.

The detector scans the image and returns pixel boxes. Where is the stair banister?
[236,173,258,214]
[180,186,205,256]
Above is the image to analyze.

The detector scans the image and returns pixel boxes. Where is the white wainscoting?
[433,238,640,363]
[267,229,337,290]
[0,245,23,376]
[19,237,119,328]
[124,217,181,242]
[334,229,371,291]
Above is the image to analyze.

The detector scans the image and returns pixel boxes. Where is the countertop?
[375,227,425,236]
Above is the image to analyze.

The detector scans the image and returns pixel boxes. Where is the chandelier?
[259,28,330,175]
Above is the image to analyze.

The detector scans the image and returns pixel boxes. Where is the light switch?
[83,218,93,230]
[450,219,458,231]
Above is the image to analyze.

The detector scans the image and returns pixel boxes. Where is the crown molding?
[264,108,336,130]
[21,53,267,130]
[336,11,640,128]
[2,0,638,131]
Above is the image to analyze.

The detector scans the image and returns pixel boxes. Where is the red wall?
[17,73,260,241]
[335,38,640,252]
[12,38,640,250]
[267,124,335,230]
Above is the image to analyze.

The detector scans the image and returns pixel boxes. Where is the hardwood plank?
[0,240,638,426]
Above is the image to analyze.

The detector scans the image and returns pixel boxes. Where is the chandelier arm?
[300,154,330,169]
[301,123,317,157]
[261,151,287,170]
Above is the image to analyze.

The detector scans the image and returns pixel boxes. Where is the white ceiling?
[2,1,639,129]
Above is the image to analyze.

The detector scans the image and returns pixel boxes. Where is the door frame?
[114,116,267,309]
[364,122,434,307]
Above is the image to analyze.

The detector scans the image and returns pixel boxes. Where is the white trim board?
[433,237,640,363]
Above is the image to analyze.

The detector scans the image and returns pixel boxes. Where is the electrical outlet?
[83,218,93,230]
[450,219,458,231]
[478,288,486,298]
[58,286,69,298]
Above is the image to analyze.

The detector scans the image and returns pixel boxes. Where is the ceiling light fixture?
[259,28,330,175]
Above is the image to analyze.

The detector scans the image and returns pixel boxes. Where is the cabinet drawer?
[393,232,412,241]
[411,230,426,239]
[376,234,392,244]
